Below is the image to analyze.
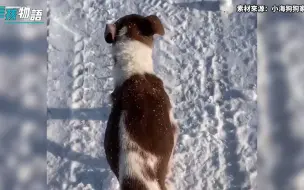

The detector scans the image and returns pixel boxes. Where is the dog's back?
[106,74,176,190]
[104,14,178,190]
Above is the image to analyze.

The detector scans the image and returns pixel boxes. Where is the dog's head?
[104,14,164,47]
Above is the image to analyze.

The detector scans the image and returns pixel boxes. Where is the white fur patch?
[118,112,161,190]
[112,39,154,86]
[167,109,178,184]
[169,109,179,148]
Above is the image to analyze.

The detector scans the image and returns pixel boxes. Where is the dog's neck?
[112,39,154,87]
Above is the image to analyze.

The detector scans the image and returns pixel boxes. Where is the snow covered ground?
[47,0,257,189]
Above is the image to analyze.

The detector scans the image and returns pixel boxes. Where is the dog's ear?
[145,15,165,36]
[104,24,116,43]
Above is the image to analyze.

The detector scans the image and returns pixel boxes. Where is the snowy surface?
[47,0,257,189]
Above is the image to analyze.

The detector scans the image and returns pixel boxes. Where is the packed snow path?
[47,0,257,189]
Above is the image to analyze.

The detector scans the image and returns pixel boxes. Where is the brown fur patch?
[142,163,157,181]
[122,177,148,190]
[104,73,177,189]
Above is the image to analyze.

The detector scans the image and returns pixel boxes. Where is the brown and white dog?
[103,14,178,190]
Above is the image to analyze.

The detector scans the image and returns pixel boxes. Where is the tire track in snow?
[56,2,104,188]
[214,10,254,189]
[71,35,85,109]
[67,12,88,188]
[206,11,234,190]
[69,3,110,188]
[47,1,86,187]
[199,49,224,190]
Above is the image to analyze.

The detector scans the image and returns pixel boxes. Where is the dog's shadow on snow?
[47,107,110,121]
[47,140,108,169]
[47,106,112,189]
[47,139,111,189]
